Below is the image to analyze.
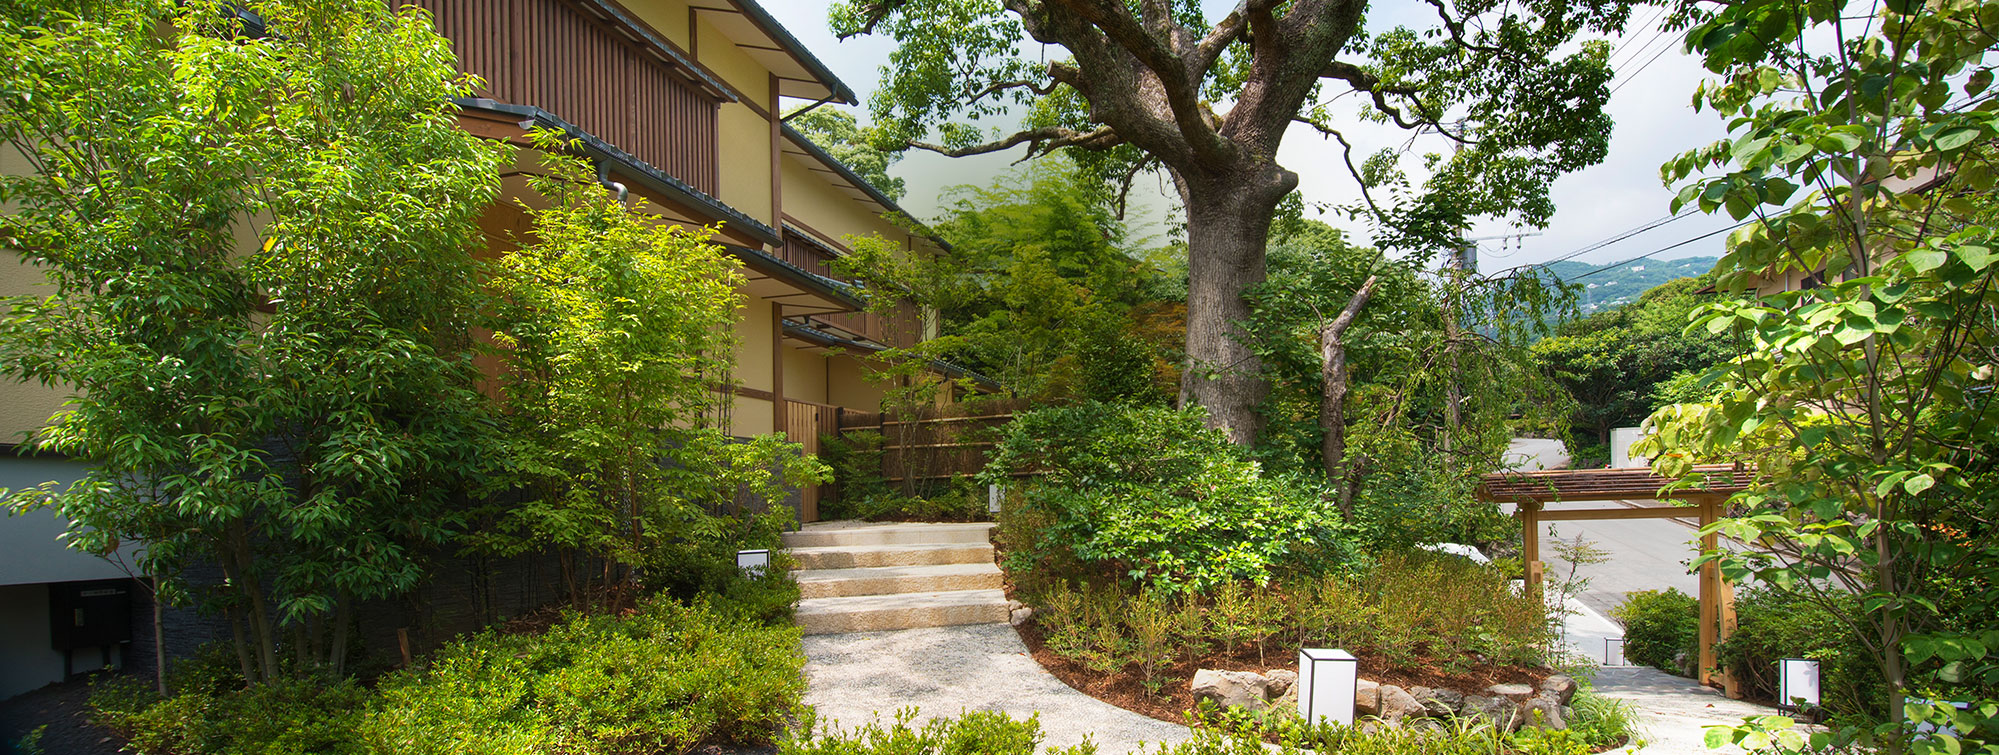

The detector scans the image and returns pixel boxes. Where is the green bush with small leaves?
[89,594,804,755]
[1609,588,1698,674]
[982,402,1355,593]
[362,595,804,755]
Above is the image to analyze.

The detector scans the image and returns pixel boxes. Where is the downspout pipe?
[595,161,630,205]
[781,94,837,122]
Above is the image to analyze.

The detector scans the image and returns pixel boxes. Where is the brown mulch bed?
[1013,620,1554,727]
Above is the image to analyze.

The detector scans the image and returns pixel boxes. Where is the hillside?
[1541,255,1718,314]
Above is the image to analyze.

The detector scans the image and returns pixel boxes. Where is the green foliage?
[0,0,508,679]
[1530,275,1739,445]
[362,595,804,755]
[1718,587,1884,723]
[784,709,1093,755]
[1246,221,1565,550]
[785,105,906,201]
[818,430,986,522]
[1609,588,1698,674]
[477,134,827,604]
[1636,0,1999,746]
[982,402,1352,593]
[93,672,369,755]
[1029,552,1553,678]
[89,594,804,755]
[833,160,1175,405]
[785,703,1632,755]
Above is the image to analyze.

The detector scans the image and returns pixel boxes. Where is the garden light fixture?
[1297,648,1358,726]
[736,549,770,577]
[1777,658,1819,713]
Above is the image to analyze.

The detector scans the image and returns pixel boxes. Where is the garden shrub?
[982,402,1353,593]
[787,703,1633,755]
[92,672,368,755]
[1715,586,1883,721]
[1029,551,1553,680]
[362,595,804,755]
[1609,588,1697,674]
[783,709,1093,755]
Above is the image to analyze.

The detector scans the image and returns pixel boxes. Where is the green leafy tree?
[1637,0,1999,748]
[1531,276,1741,447]
[785,106,907,202]
[834,160,1175,405]
[479,133,826,607]
[830,0,1635,445]
[1248,220,1571,544]
[0,0,507,681]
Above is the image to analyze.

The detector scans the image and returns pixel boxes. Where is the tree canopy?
[830,0,1638,444]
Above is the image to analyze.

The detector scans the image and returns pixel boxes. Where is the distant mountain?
[1537,256,1719,315]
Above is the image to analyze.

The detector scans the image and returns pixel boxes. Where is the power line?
[1513,210,1698,273]
[1610,40,1679,96]
[1608,8,1670,71]
[1562,218,1754,281]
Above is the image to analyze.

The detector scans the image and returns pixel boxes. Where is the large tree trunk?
[1175,168,1295,445]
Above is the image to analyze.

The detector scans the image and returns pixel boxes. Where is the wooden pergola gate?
[1476,464,1754,696]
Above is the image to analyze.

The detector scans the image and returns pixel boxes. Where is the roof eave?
[457,98,781,247]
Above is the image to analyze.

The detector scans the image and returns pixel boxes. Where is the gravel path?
[1590,666,1779,754]
[802,624,1195,754]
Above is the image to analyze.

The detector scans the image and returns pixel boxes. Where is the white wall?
[0,582,121,700]
[0,456,135,586]
[1610,426,1649,469]
[1503,437,1571,471]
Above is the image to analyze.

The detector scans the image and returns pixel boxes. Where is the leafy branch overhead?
[832,0,1631,242]
[831,0,1642,445]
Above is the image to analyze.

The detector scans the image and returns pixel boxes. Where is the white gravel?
[801,624,1196,754]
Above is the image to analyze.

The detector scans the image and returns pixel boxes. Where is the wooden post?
[1521,500,1543,604]
[771,302,785,435]
[1697,495,1719,686]
[1719,575,1741,698]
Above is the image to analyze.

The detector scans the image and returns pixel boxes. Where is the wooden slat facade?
[418,0,720,193]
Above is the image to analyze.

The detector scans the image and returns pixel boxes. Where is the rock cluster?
[1190,668,1580,732]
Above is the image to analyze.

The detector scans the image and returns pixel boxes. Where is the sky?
[757,1,1743,273]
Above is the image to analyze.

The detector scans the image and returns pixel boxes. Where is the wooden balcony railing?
[419,0,720,193]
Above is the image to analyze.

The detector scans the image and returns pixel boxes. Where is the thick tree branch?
[906,125,1121,158]
[965,78,1062,107]
[1049,0,1236,167]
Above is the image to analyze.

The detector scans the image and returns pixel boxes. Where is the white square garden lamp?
[1778,658,1820,713]
[988,484,1003,515]
[736,549,770,578]
[1298,648,1359,726]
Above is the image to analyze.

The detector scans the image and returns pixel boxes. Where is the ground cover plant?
[1013,551,1555,724]
[88,590,805,755]
[785,705,1631,755]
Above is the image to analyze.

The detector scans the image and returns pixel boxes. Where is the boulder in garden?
[1485,683,1535,703]
[1538,674,1578,706]
[1264,669,1298,698]
[1376,685,1426,721]
[1522,696,1569,730]
[1192,669,1270,712]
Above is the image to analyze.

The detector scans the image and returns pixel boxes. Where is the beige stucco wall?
[620,0,692,49]
[783,343,828,405]
[780,157,914,247]
[827,353,887,412]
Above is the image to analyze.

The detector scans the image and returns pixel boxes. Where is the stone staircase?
[783,521,1008,635]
